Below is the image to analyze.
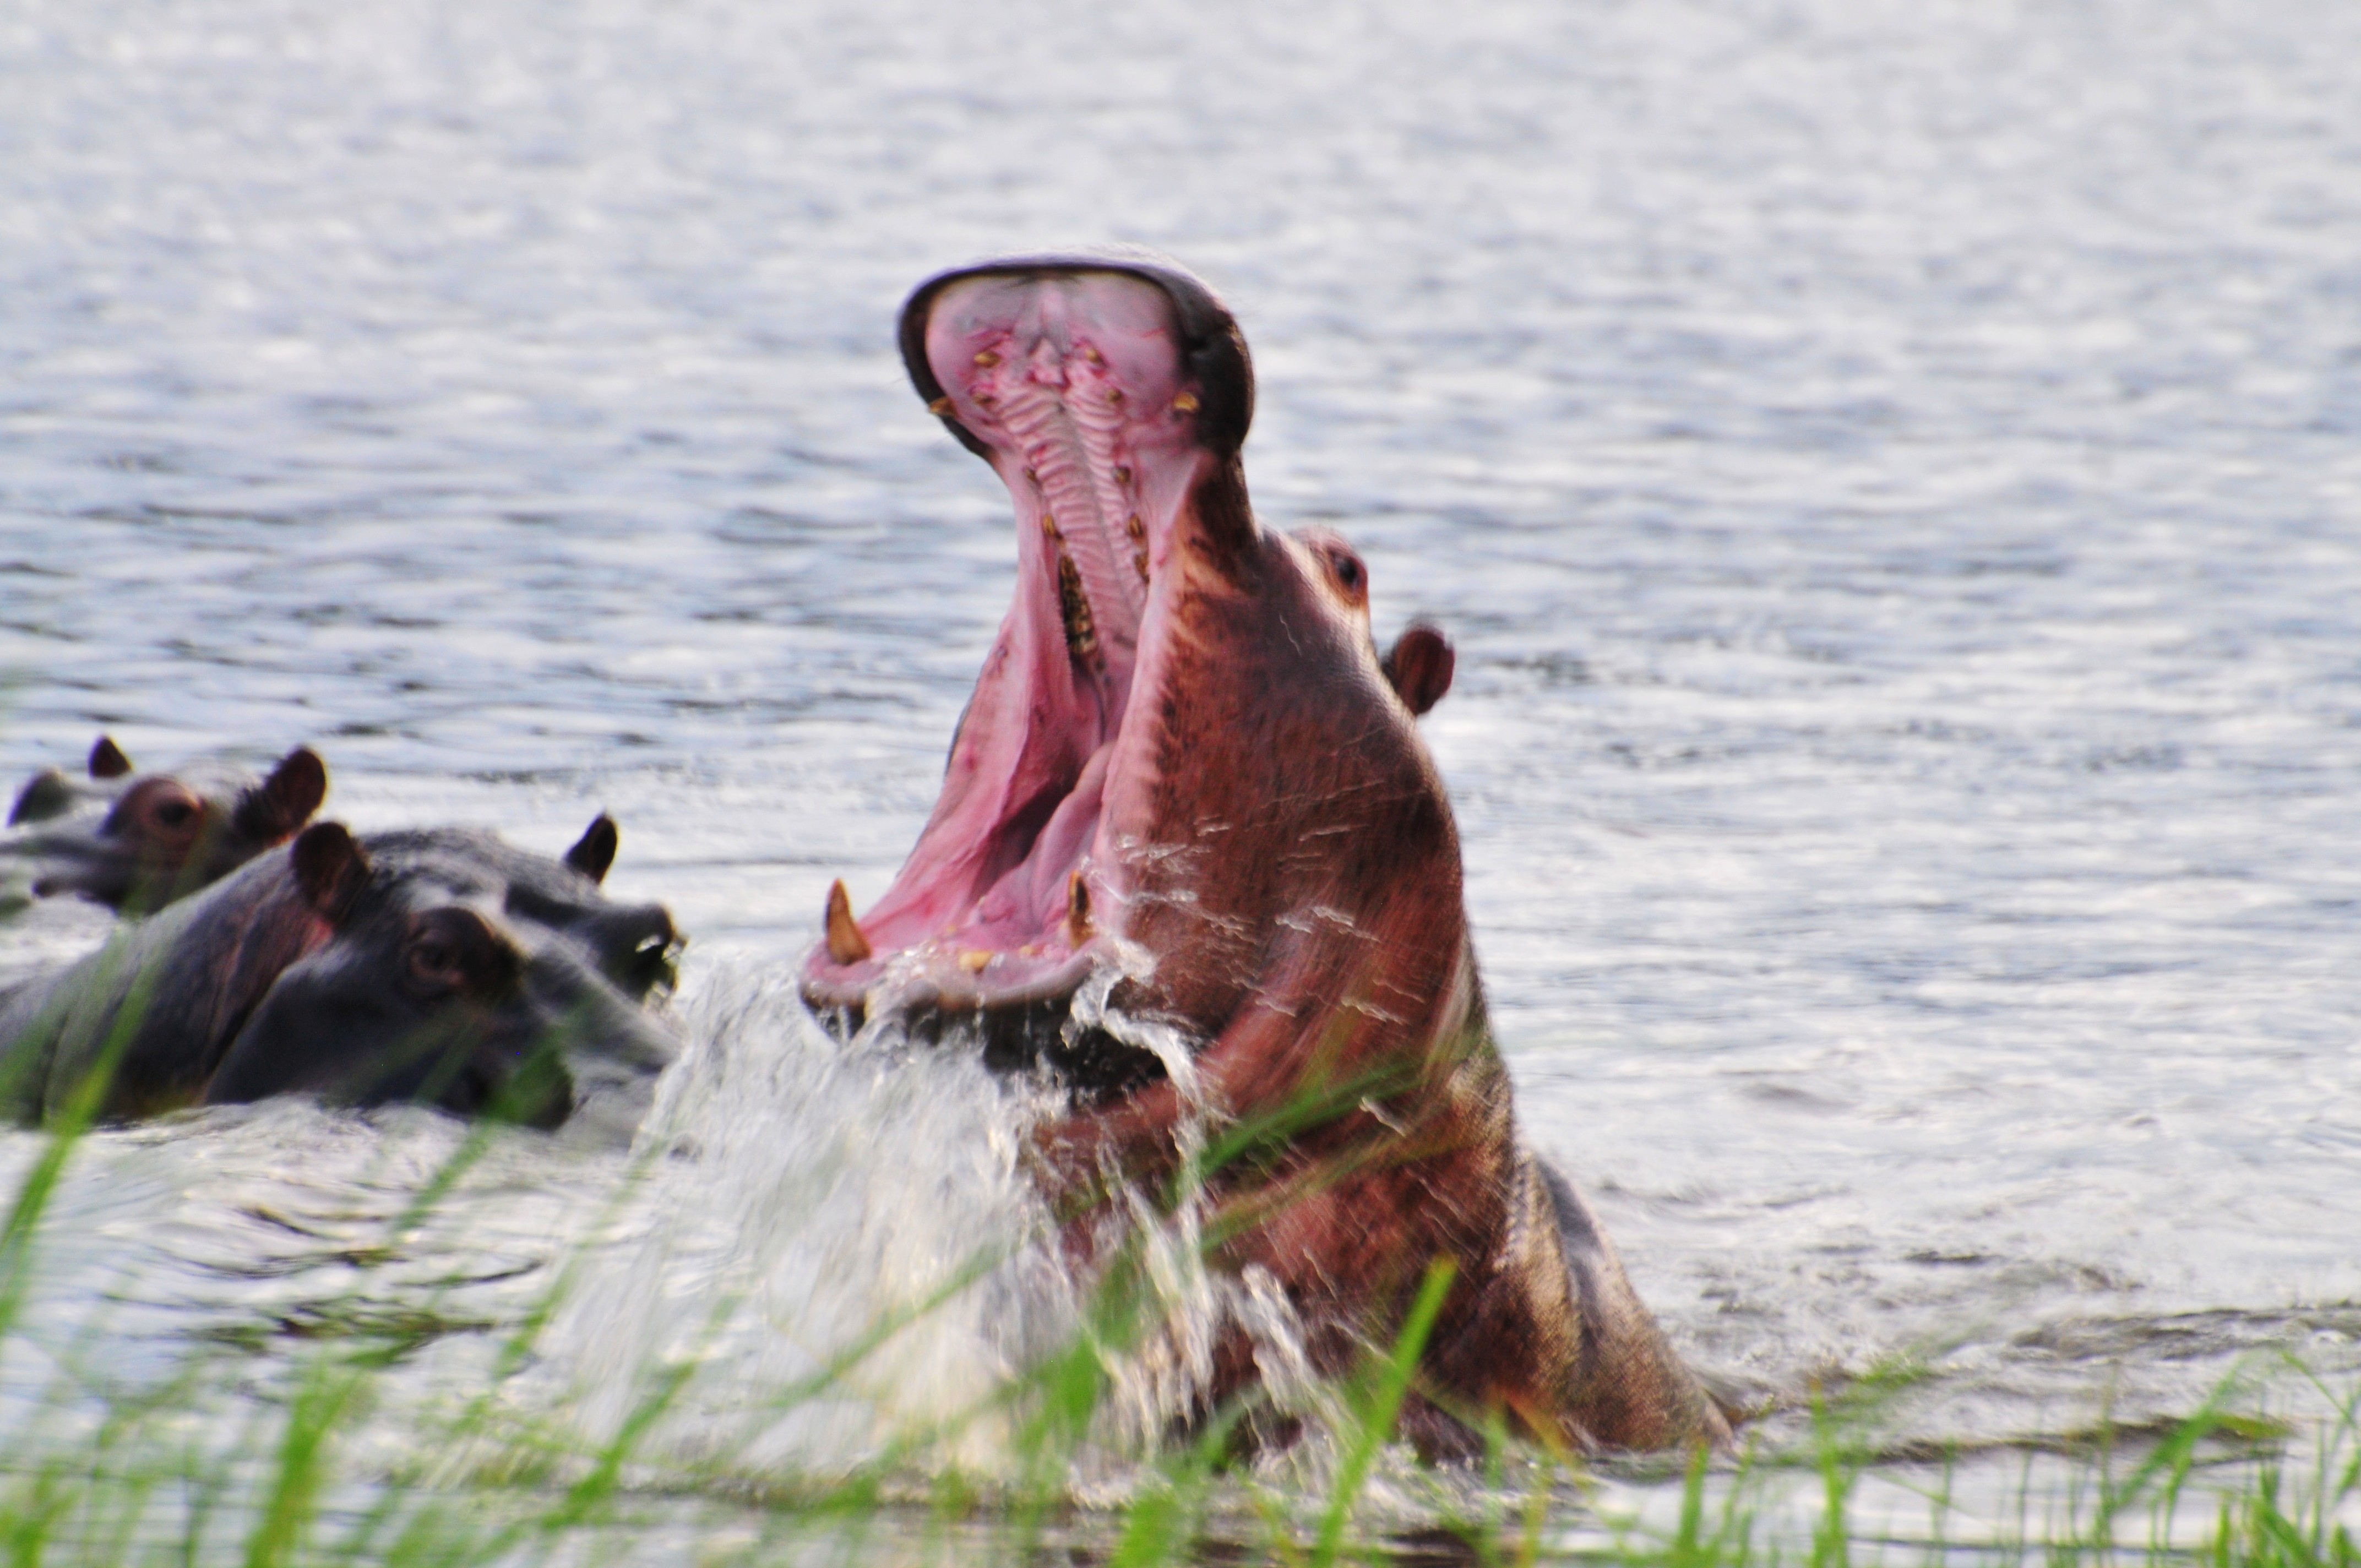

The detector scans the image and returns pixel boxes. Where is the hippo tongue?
[806,260,1249,1011]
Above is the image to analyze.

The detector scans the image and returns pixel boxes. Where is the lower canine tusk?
[1064,870,1093,948]
[825,879,872,964]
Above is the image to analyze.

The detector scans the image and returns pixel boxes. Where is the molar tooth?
[1082,345,1103,364]
[1041,514,1060,539]
[1114,465,1131,484]
[1125,514,1145,540]
[1064,871,1092,947]
[928,396,955,416]
[1105,388,1123,406]
[1134,548,1151,581]
[959,949,992,973]
[1172,391,1200,414]
[1057,553,1098,661]
[824,880,872,965]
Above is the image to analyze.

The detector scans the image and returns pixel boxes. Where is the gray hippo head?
[0,819,680,1139]
[202,823,680,1133]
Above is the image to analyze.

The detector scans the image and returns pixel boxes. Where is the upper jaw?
[803,257,1254,1019]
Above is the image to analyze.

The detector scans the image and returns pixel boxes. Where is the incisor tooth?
[824,880,871,965]
[928,396,954,416]
[974,349,1000,367]
[959,949,991,973]
[1172,391,1200,414]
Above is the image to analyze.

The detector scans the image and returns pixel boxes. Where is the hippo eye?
[153,799,197,829]
[408,935,465,992]
[1326,547,1366,599]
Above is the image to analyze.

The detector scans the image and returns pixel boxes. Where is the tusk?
[825,879,872,965]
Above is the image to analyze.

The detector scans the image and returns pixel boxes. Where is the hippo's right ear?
[292,821,371,921]
[564,814,619,885]
[88,736,133,780]
[8,769,74,826]
[1381,624,1456,718]
[233,747,329,846]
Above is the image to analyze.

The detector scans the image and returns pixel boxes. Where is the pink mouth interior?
[807,270,1210,1006]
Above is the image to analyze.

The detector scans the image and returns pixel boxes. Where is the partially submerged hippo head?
[802,255,1723,1455]
[3,738,328,913]
[7,735,137,825]
[0,816,679,1136]
[357,818,683,1005]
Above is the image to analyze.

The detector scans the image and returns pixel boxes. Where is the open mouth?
[802,257,1250,1020]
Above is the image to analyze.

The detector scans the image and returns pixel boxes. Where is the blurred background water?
[2,0,2358,1525]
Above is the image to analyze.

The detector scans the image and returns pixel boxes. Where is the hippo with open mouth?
[4,737,328,914]
[0,817,679,1135]
[803,255,1728,1454]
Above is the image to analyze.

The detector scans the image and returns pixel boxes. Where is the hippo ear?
[8,769,74,826]
[88,736,133,780]
[1381,624,1456,717]
[291,821,370,921]
[564,814,618,885]
[233,747,329,845]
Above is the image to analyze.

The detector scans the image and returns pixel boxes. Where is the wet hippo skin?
[0,817,679,1136]
[4,737,328,914]
[804,254,1728,1456]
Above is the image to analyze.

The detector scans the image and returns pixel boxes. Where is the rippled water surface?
[3,0,2360,1547]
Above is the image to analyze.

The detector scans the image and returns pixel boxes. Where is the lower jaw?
[807,986,1167,1103]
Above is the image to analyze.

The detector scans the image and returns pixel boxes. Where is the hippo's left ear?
[292,821,371,922]
[564,814,619,885]
[88,736,133,780]
[1381,624,1456,718]
[233,747,329,846]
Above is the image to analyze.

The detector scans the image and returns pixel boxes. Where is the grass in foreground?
[0,986,2349,1566]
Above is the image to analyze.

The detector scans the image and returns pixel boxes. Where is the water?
[3,0,2360,1545]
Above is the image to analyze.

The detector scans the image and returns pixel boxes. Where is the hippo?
[7,734,137,825]
[0,818,679,1134]
[803,256,1727,1456]
[4,738,328,914]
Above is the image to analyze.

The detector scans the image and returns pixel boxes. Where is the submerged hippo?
[7,734,138,825]
[803,257,1726,1455]
[0,817,679,1134]
[4,737,328,913]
